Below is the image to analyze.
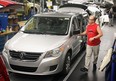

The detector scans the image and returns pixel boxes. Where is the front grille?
[9,51,42,61]
[10,64,37,72]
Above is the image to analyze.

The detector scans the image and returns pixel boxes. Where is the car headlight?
[44,46,64,58]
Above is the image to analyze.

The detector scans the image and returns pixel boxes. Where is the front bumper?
[2,51,64,75]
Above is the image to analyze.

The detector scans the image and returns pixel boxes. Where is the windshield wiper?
[23,31,46,34]
[23,31,66,35]
[23,31,35,34]
[53,33,66,35]
[45,31,66,35]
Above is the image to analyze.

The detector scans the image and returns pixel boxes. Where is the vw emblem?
[19,52,25,60]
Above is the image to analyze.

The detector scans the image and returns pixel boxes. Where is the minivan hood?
[6,32,68,53]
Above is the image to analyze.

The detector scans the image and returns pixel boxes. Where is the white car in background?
[68,1,106,27]
[87,5,103,26]
[84,2,107,27]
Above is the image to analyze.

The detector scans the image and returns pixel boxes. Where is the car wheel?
[62,52,71,75]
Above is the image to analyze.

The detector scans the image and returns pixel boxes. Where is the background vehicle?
[67,1,107,27]
[2,6,88,75]
[12,0,40,16]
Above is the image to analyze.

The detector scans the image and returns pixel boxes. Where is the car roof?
[58,7,86,14]
[60,4,87,10]
[34,12,80,18]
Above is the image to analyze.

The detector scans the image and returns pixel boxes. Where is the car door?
[75,16,83,53]
[78,15,88,44]
[71,17,81,58]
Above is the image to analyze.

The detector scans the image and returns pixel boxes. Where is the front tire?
[62,52,71,75]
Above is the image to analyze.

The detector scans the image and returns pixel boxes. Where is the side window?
[25,17,36,31]
[83,16,88,27]
[72,18,79,31]
[77,18,82,28]
[76,16,83,32]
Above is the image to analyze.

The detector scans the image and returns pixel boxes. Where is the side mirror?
[73,30,80,35]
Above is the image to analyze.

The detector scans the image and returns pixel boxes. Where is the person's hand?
[89,37,95,42]
[77,34,81,36]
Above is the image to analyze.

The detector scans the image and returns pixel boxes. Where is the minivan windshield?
[23,16,70,35]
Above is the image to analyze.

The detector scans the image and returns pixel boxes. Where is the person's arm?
[89,26,103,42]
[94,26,103,39]
[79,29,87,36]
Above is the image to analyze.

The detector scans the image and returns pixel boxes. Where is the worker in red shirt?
[0,56,10,81]
[79,15,103,72]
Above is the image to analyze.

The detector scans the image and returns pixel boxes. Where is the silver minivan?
[2,11,88,75]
